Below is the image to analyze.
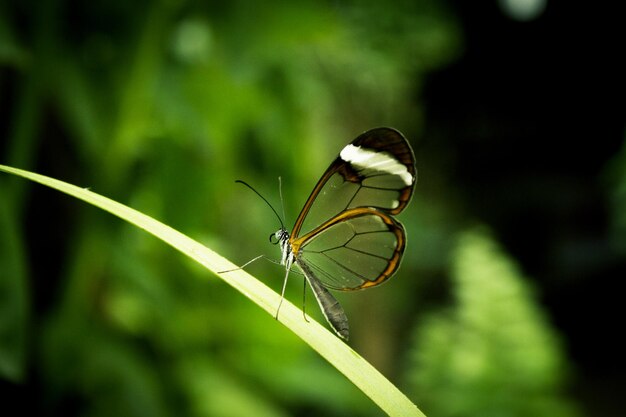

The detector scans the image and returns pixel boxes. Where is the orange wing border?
[291,207,406,290]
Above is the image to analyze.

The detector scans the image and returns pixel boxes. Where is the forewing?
[294,208,405,291]
[292,127,416,238]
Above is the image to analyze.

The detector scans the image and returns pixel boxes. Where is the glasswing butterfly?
[233,127,416,340]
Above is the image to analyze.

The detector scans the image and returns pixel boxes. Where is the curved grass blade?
[0,164,425,417]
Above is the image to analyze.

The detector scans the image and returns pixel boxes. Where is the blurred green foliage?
[408,229,580,417]
[0,1,591,416]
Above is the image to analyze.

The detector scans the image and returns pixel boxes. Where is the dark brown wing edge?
[350,127,417,215]
[291,127,416,238]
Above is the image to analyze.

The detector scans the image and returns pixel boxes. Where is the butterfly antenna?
[235,180,285,229]
[278,176,287,227]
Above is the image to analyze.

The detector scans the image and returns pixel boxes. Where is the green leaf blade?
[0,164,424,417]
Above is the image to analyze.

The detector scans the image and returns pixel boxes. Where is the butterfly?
[237,127,416,340]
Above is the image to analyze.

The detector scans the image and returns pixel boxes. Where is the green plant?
[0,164,425,417]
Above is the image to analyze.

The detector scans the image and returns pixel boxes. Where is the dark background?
[423,2,625,412]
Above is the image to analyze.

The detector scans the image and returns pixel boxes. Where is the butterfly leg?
[275,265,291,320]
[217,254,278,273]
[274,266,310,323]
[302,278,309,323]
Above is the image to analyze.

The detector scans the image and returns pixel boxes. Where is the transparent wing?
[293,208,405,291]
[291,127,416,239]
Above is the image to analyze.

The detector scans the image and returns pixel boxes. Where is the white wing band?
[340,144,413,186]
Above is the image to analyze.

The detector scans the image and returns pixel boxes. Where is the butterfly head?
[270,228,292,267]
[269,228,289,244]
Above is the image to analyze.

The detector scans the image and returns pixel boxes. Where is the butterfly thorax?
[273,228,294,269]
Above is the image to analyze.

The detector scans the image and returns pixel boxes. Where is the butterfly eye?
[270,229,288,244]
